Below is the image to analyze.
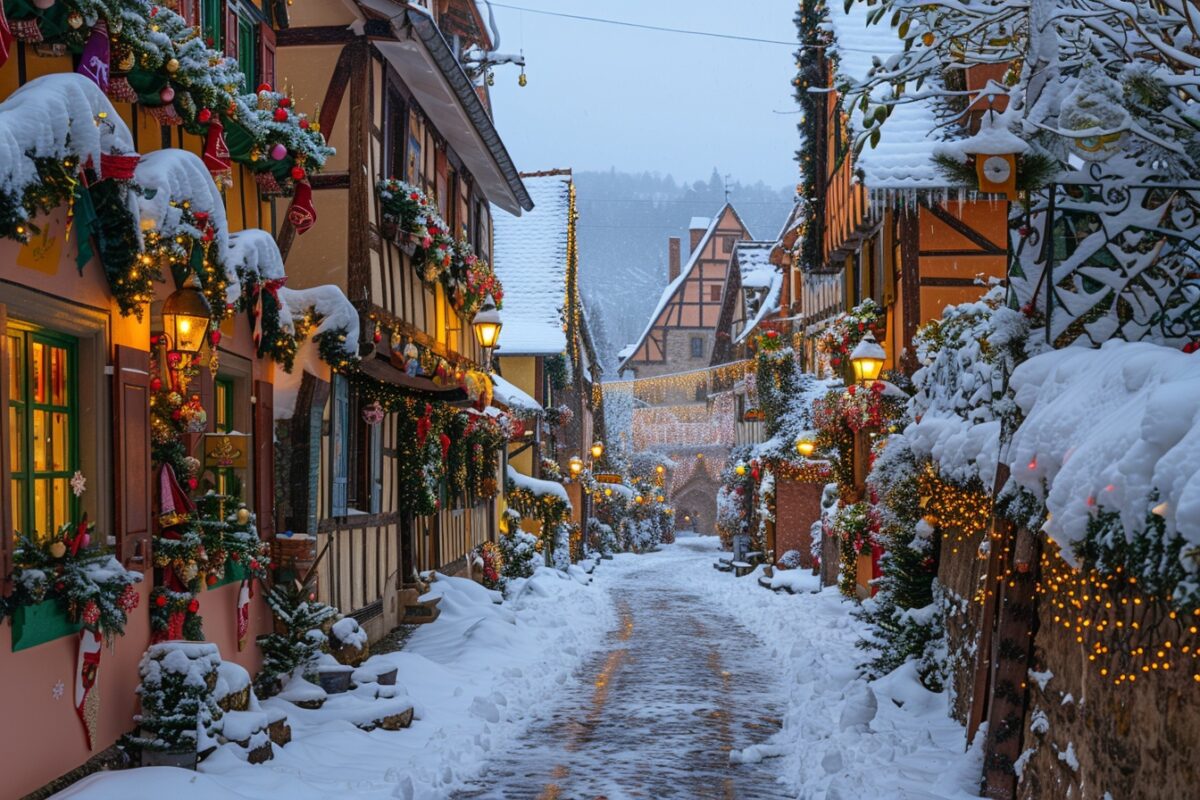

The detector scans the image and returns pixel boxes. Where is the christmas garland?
[376,178,503,316]
[0,156,81,241]
[2,522,142,641]
[793,0,831,272]
[831,500,878,598]
[815,298,885,371]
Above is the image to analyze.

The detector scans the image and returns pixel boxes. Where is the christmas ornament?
[256,82,272,93]
[273,107,288,122]
[270,143,287,160]
[166,57,179,74]
[118,51,134,72]
[202,117,231,180]
[198,107,212,123]
[237,579,252,651]
[67,12,83,29]
[286,180,317,234]
[278,96,291,108]
[155,594,167,607]
[188,598,199,613]
[49,541,67,559]
[71,470,87,497]
[236,507,251,525]
[362,401,385,426]
[74,630,103,749]
[159,85,175,104]
[149,376,163,392]
[299,117,309,130]
[76,19,110,93]
[158,463,196,527]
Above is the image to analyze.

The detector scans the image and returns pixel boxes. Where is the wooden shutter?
[197,366,215,434]
[369,420,382,515]
[253,379,275,538]
[258,22,276,89]
[0,305,11,589]
[224,6,239,59]
[331,376,349,516]
[113,345,152,569]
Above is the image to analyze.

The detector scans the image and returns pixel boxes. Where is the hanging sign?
[593,472,623,484]
[204,433,251,469]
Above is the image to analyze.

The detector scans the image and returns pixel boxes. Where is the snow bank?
[490,373,542,414]
[0,73,134,194]
[55,566,613,800]
[1007,341,1200,577]
[134,149,231,263]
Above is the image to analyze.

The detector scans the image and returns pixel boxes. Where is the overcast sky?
[486,0,800,188]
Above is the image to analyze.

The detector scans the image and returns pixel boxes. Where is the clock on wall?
[975,153,1017,199]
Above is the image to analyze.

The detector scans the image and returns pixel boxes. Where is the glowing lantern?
[850,332,885,383]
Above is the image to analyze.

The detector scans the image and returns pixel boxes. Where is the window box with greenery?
[3,522,142,650]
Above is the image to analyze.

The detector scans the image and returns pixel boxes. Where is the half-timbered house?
[0,0,355,792]
[273,0,532,633]
[617,205,752,395]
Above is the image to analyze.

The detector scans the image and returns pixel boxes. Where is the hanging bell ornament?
[166,57,180,74]
[518,69,527,87]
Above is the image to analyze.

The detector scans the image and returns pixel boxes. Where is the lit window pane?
[7,335,22,399]
[51,412,68,471]
[34,478,49,539]
[11,479,23,536]
[50,346,68,405]
[53,478,68,532]
[32,341,45,403]
[32,409,47,471]
[9,406,22,473]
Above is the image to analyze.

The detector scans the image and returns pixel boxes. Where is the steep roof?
[617,206,747,373]
[730,242,782,345]
[491,170,573,355]
[826,5,950,192]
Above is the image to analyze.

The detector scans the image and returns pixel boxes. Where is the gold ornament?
[119,52,134,72]
[236,507,251,525]
[49,541,67,559]
[67,12,83,29]
[518,71,527,87]
[166,57,180,74]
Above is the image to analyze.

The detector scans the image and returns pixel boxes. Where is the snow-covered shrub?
[256,574,338,695]
[499,529,539,581]
[131,642,223,755]
[587,518,618,555]
[778,550,804,569]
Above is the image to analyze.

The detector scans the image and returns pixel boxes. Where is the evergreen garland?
[89,178,154,318]
[793,0,831,272]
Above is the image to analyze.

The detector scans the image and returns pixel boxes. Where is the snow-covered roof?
[735,272,783,345]
[826,5,949,191]
[735,241,775,289]
[688,216,711,230]
[617,343,636,360]
[491,171,572,356]
[506,465,571,504]
[491,372,542,414]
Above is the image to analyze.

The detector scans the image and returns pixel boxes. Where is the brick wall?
[775,479,823,567]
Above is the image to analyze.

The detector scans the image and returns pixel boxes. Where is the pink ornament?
[270,143,288,161]
[160,85,175,104]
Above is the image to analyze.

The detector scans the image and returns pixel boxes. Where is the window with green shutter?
[238,14,257,90]
[201,0,223,50]
[6,323,79,542]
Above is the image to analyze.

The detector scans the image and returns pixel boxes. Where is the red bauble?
[187,477,198,490]
[299,118,309,130]
[278,96,291,108]
[290,165,306,181]
[171,409,182,421]
[209,330,221,346]
[373,330,382,343]
[206,574,217,586]
[187,599,199,613]
[150,377,163,392]
[198,108,212,123]
[230,550,240,561]
[256,83,272,93]
[150,333,160,347]
[155,594,167,607]
[150,5,158,15]
[273,108,288,122]
[250,560,260,571]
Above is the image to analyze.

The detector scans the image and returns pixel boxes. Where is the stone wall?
[935,525,991,725]
[774,479,823,567]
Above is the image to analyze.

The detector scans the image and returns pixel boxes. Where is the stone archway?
[671,471,722,536]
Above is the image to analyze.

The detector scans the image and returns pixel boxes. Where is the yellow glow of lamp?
[591,441,604,460]
[604,487,613,497]
[735,463,747,476]
[568,456,584,477]
[161,276,212,355]
[850,332,886,383]
[471,295,503,350]
[655,465,665,474]
[795,432,816,458]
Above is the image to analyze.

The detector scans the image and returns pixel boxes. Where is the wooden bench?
[732,561,753,577]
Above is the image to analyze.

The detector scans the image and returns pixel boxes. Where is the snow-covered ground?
[55,569,614,800]
[58,535,982,800]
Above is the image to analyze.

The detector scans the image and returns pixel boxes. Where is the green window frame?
[238,14,257,90]
[213,376,242,500]
[6,323,80,542]
[201,0,223,50]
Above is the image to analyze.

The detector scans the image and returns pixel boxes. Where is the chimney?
[689,217,710,253]
[668,237,681,282]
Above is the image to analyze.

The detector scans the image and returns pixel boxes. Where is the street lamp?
[735,462,747,476]
[472,295,503,369]
[795,431,816,458]
[161,276,212,357]
[850,332,886,383]
[590,441,604,460]
[568,455,584,478]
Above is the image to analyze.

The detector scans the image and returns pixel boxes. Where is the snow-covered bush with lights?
[256,573,338,696]
[498,528,539,582]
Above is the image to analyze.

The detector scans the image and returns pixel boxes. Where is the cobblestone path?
[454,538,793,800]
